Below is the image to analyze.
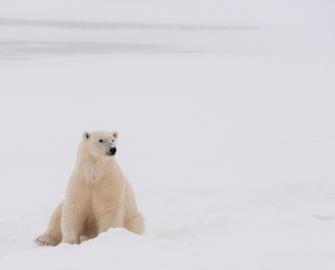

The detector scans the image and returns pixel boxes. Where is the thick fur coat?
[35,131,144,245]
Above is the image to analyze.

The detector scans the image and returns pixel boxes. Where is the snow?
[0,0,335,269]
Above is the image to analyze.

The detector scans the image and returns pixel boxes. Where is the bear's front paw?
[79,235,90,243]
[35,234,57,246]
[62,237,80,245]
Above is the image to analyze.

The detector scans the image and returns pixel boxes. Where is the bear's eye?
[98,139,104,143]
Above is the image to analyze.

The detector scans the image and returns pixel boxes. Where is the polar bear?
[35,131,144,245]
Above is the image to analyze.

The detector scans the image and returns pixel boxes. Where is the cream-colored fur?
[35,131,144,246]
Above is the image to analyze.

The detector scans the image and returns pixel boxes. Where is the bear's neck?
[76,145,115,183]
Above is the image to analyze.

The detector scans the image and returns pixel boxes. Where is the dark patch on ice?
[312,214,335,220]
[0,40,201,59]
[0,17,260,32]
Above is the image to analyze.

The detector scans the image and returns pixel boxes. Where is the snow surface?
[0,0,335,269]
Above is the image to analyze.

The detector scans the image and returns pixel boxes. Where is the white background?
[0,0,335,269]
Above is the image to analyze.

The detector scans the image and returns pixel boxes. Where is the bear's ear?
[83,132,90,140]
[111,131,119,139]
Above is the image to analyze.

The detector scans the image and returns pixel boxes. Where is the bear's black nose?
[109,147,117,155]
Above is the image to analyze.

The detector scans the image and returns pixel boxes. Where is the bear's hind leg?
[35,202,63,246]
[125,212,145,235]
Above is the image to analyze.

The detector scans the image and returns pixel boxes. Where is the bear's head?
[82,131,119,157]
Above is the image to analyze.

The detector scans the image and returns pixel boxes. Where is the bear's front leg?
[61,204,85,244]
[97,209,124,234]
